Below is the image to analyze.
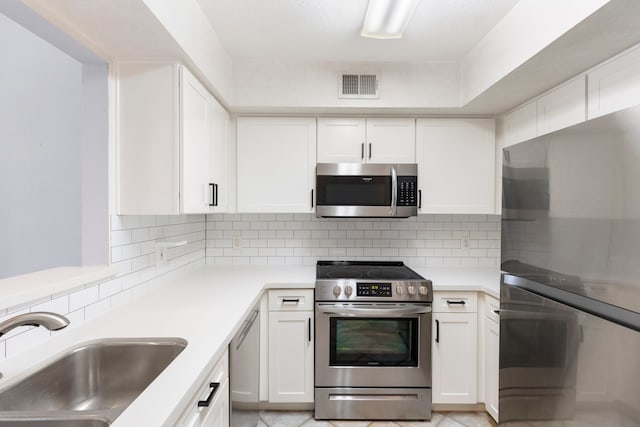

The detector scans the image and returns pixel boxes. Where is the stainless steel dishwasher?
[230,303,260,427]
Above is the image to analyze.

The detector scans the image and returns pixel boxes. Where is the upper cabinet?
[588,44,640,119]
[501,76,586,148]
[237,117,316,213]
[116,62,228,215]
[317,118,415,163]
[416,118,496,214]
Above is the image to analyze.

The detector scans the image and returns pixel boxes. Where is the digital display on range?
[357,282,392,297]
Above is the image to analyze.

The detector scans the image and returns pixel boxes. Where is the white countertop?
[0,264,499,426]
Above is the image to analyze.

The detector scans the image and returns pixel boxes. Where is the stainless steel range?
[314,261,433,421]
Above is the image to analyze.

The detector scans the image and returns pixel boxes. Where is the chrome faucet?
[0,312,70,337]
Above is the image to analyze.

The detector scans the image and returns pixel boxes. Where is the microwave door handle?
[390,166,398,216]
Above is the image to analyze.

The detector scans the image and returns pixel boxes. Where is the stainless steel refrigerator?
[500,104,640,426]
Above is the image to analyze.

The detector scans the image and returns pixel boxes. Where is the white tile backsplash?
[0,214,206,361]
[205,213,501,267]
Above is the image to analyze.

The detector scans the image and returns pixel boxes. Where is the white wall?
[0,13,83,278]
[232,60,462,111]
[462,0,609,104]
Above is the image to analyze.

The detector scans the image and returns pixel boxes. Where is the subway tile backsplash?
[0,214,206,361]
[205,213,501,267]
[0,212,500,362]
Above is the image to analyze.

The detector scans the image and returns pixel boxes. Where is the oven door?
[315,302,431,388]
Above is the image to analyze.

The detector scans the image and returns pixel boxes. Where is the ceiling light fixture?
[360,0,419,39]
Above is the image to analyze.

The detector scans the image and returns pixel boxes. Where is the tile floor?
[256,410,498,427]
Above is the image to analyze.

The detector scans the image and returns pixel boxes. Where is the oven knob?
[333,285,341,297]
[396,285,405,295]
[344,285,353,297]
[419,285,429,296]
[407,285,417,296]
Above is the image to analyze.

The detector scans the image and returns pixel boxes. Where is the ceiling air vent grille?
[339,73,379,99]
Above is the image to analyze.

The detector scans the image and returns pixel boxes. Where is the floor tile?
[260,410,313,427]
[300,419,335,427]
[448,412,497,427]
[396,412,445,426]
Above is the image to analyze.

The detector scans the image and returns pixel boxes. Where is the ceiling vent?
[339,73,380,99]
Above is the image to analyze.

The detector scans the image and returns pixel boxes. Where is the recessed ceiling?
[197,0,520,62]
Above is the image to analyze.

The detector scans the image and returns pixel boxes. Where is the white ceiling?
[197,0,520,62]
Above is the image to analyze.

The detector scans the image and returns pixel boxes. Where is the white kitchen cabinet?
[116,62,228,215]
[178,349,229,427]
[501,102,537,148]
[317,118,415,163]
[432,292,478,405]
[416,119,495,214]
[588,44,640,119]
[536,76,586,136]
[237,117,316,213]
[484,295,500,422]
[267,289,314,403]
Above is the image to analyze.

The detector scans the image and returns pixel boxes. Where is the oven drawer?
[269,289,314,311]
[433,292,477,313]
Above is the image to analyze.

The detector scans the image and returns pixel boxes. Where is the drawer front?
[179,349,229,426]
[268,289,314,311]
[433,292,477,313]
[485,295,500,323]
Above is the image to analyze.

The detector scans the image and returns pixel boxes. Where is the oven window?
[329,317,418,366]
[316,176,391,206]
[500,319,568,368]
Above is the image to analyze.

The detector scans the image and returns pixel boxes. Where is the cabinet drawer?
[178,349,229,426]
[485,295,500,324]
[433,292,477,313]
[268,289,314,311]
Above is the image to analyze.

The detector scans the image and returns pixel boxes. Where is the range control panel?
[357,282,392,297]
[398,176,417,206]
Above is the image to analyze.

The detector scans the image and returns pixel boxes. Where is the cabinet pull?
[435,319,440,343]
[209,183,215,207]
[361,143,365,160]
[282,298,300,304]
[368,143,372,160]
[308,317,312,342]
[197,382,220,407]
[493,309,500,315]
[214,183,219,207]
[311,189,314,208]
[446,300,466,306]
[418,189,422,209]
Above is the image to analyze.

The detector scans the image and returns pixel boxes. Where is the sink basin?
[0,338,186,421]
[0,416,109,427]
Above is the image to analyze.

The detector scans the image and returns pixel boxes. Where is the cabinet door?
[416,118,495,214]
[181,68,212,213]
[432,312,478,404]
[208,97,229,212]
[237,117,316,213]
[537,77,586,136]
[588,44,640,119]
[501,102,537,148]
[201,380,230,427]
[366,118,415,163]
[317,118,366,163]
[268,311,314,403]
[485,319,499,422]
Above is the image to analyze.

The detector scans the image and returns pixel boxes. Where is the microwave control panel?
[398,177,418,206]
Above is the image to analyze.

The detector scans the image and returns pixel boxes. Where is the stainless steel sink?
[0,415,109,427]
[0,338,187,424]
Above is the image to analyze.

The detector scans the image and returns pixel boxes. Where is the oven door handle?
[316,304,431,317]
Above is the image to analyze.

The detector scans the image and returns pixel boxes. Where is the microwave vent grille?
[339,73,379,99]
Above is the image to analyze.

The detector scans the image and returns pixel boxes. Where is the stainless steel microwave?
[315,163,418,218]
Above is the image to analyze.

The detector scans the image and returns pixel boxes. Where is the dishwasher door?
[230,305,260,427]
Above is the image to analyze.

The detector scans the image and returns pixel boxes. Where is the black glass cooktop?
[316,261,424,281]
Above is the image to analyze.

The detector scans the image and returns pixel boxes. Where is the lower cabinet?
[484,295,500,422]
[178,349,229,427]
[268,289,314,403]
[432,292,478,404]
